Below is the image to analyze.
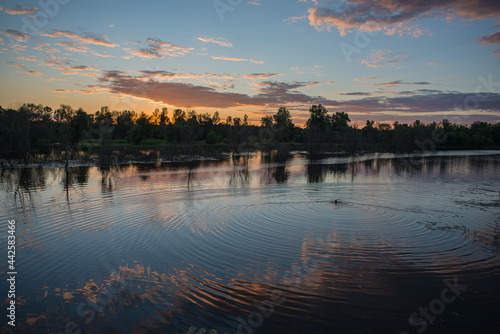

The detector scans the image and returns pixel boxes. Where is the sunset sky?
[1,0,499,126]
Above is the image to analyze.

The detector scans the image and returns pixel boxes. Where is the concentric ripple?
[0,151,499,334]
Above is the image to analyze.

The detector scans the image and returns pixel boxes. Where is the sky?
[0,0,499,126]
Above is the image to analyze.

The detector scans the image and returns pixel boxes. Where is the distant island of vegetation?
[1,103,499,168]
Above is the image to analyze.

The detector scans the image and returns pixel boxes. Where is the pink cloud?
[40,30,118,47]
[128,38,193,59]
[2,5,37,15]
[476,31,500,57]
[243,73,284,80]
[354,76,381,83]
[361,50,411,68]
[198,36,232,48]
[476,31,500,46]
[212,56,264,64]
[0,29,33,41]
[307,0,500,37]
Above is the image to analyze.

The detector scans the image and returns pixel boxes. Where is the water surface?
[1,151,500,334]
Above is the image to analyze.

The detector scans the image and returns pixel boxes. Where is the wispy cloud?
[128,38,193,59]
[91,51,115,58]
[284,15,307,23]
[5,61,42,76]
[361,50,411,68]
[368,80,430,87]
[1,5,38,15]
[476,31,500,57]
[340,92,372,96]
[198,36,232,48]
[40,30,118,47]
[5,61,27,70]
[290,64,324,75]
[42,54,100,76]
[56,42,90,54]
[46,77,67,82]
[243,73,283,80]
[25,70,42,76]
[212,56,264,64]
[17,56,38,62]
[52,89,77,93]
[354,76,381,83]
[0,29,33,42]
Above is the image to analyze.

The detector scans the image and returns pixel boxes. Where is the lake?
[1,151,500,334]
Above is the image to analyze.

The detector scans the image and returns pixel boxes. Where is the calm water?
[1,151,500,334]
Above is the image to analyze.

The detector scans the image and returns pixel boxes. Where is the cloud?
[354,76,381,83]
[46,77,67,82]
[26,70,42,76]
[17,56,38,62]
[210,83,235,89]
[284,15,307,23]
[52,89,77,93]
[298,0,319,4]
[0,29,33,41]
[333,90,500,116]
[98,70,270,108]
[2,5,37,15]
[290,64,324,75]
[79,85,110,95]
[5,61,42,76]
[40,30,118,47]
[98,71,336,108]
[204,73,239,80]
[97,70,500,119]
[198,36,232,48]
[91,51,115,58]
[476,31,500,56]
[243,73,284,80]
[69,65,95,71]
[361,50,411,68]
[307,0,500,37]
[476,31,500,45]
[368,80,431,87]
[129,38,193,59]
[242,80,330,105]
[248,0,262,5]
[212,56,264,64]
[42,55,99,76]
[326,81,337,84]
[340,92,372,96]
[5,61,27,70]
[130,49,161,58]
[56,42,90,54]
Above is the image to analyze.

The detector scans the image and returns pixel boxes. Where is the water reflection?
[261,153,291,185]
[229,156,250,187]
[100,167,114,195]
[1,151,499,334]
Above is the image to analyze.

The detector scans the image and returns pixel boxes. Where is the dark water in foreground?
[1,151,500,334]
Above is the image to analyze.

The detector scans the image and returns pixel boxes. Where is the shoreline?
[2,149,500,170]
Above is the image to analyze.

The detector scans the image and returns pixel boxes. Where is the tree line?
[1,103,499,164]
